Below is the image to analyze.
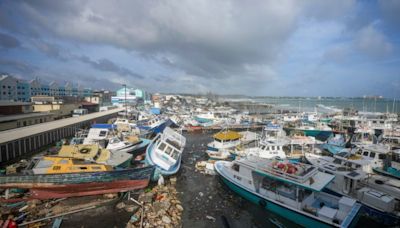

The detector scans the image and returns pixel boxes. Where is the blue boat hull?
[194,116,213,123]
[321,143,345,155]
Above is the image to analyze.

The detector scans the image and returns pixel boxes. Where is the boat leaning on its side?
[0,166,155,200]
[145,127,186,180]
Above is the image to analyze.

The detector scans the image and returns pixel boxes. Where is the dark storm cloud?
[78,56,144,79]
[0,59,38,74]
[33,40,69,60]
[0,0,303,81]
[0,0,398,97]
[0,33,20,49]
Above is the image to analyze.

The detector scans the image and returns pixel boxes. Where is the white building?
[0,75,17,101]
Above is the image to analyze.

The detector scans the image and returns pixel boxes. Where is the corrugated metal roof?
[0,108,123,144]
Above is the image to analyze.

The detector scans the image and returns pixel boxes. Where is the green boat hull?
[219,175,359,228]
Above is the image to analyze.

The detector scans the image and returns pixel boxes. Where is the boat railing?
[257,163,318,184]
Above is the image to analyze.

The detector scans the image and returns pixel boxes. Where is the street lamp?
[122,84,127,117]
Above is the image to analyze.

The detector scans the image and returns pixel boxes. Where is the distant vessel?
[145,127,186,179]
[215,157,361,228]
[137,116,172,134]
[206,130,241,159]
[290,121,333,140]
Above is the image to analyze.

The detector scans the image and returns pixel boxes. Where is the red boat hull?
[30,179,150,199]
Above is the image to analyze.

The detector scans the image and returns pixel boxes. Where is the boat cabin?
[247,140,286,159]
[58,144,110,164]
[28,156,112,174]
[208,130,241,150]
[152,127,186,171]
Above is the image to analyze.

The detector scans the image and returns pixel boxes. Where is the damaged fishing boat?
[0,166,155,201]
[215,157,361,228]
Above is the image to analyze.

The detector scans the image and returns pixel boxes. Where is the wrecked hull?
[0,166,155,200]
[30,179,150,199]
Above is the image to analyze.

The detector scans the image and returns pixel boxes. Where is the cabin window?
[232,164,240,172]
[79,167,88,170]
[378,154,386,160]
[165,146,173,155]
[363,151,369,156]
[215,138,222,143]
[53,166,61,170]
[333,159,341,164]
[171,151,180,160]
[99,131,107,137]
[159,142,167,151]
[369,152,376,158]
[277,146,280,150]
[265,146,269,151]
[271,146,275,150]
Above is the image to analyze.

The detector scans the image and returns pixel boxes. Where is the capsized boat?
[321,134,350,155]
[145,127,186,180]
[0,166,154,200]
[24,156,113,175]
[215,157,361,228]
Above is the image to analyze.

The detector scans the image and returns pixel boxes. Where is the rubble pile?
[195,160,216,175]
[126,177,183,228]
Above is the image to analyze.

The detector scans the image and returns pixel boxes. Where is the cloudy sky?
[0,0,399,97]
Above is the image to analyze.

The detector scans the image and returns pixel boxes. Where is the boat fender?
[259,199,267,208]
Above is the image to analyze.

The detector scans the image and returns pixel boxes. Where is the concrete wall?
[33,103,79,119]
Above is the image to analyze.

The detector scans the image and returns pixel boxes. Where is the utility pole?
[123,84,127,117]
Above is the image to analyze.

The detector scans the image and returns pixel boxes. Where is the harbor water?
[252,97,400,113]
